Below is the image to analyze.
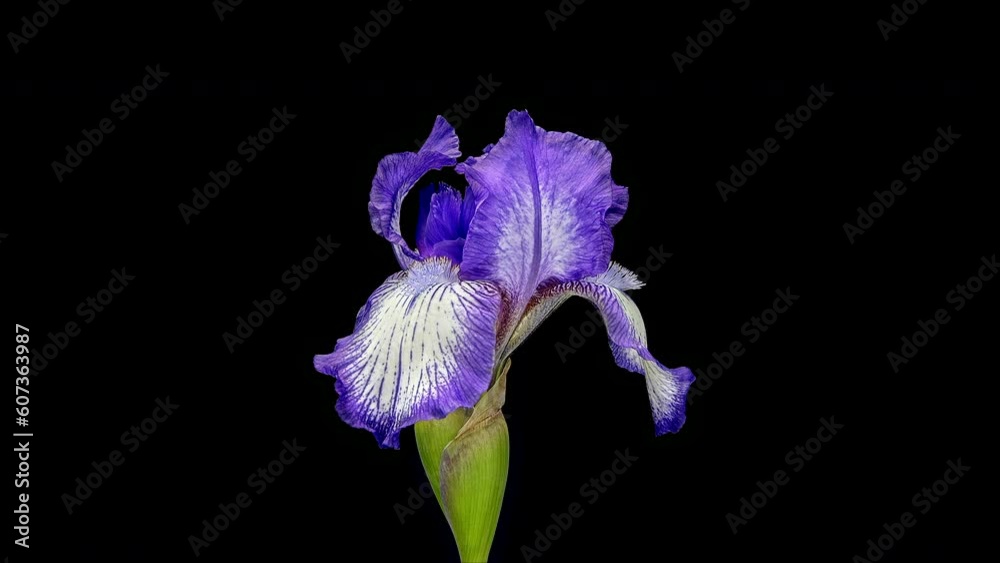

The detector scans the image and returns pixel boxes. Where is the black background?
[3,0,993,561]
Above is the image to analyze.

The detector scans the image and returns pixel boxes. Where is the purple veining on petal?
[368,116,461,268]
[458,110,619,345]
[314,258,501,449]
[456,142,495,174]
[521,263,693,435]
[606,182,629,228]
[597,182,630,262]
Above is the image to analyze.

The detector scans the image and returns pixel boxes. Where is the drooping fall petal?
[314,258,501,448]
[510,263,693,434]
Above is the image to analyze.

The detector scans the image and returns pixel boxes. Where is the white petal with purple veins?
[315,258,502,448]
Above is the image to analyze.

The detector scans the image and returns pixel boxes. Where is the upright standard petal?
[368,117,461,268]
[314,257,502,448]
[415,183,478,265]
[509,263,693,435]
[458,110,618,337]
[606,182,629,228]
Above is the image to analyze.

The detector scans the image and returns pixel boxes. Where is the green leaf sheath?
[415,359,512,563]
[415,407,471,506]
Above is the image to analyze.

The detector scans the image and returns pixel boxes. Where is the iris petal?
[458,110,621,343]
[606,182,629,228]
[368,117,461,268]
[314,257,502,448]
[509,263,693,435]
[415,183,476,264]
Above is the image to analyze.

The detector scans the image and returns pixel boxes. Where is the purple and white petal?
[314,257,501,449]
[368,116,461,268]
[459,110,619,339]
[510,262,693,435]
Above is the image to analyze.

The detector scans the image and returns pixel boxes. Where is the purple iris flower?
[315,110,694,448]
